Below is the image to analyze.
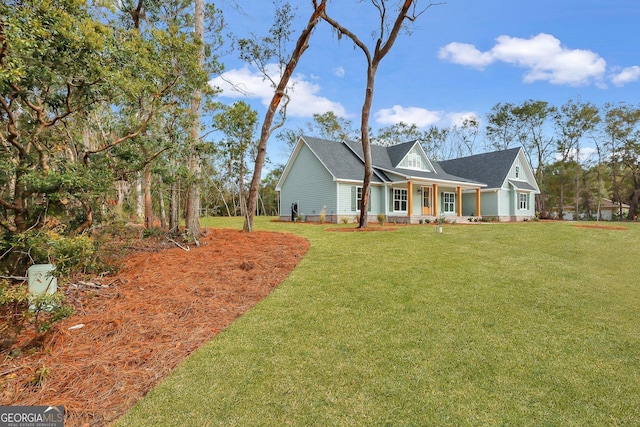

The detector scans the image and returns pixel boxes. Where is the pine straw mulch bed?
[573,223,628,230]
[1,228,309,427]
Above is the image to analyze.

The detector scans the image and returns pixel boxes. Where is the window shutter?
[351,186,356,211]
[368,189,372,212]
[389,188,394,211]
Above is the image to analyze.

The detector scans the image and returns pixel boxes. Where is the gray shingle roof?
[300,136,529,188]
[292,136,483,185]
[508,179,537,191]
[302,136,384,183]
[322,137,485,186]
[438,147,522,189]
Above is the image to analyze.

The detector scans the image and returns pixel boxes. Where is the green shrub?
[143,227,165,239]
[1,229,98,278]
[0,280,73,353]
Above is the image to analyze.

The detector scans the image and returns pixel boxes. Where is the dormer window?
[399,147,430,171]
[408,152,422,169]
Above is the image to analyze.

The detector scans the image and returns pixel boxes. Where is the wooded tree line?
[1,0,239,274]
[279,97,640,221]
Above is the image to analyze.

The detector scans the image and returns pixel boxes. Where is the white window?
[408,152,422,169]
[519,193,528,210]
[393,188,408,211]
[443,192,456,213]
[515,165,520,179]
[356,186,363,210]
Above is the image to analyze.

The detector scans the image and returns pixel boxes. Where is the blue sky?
[210,0,640,166]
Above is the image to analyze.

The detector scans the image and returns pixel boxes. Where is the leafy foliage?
[0,280,73,353]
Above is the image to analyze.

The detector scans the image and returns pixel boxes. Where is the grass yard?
[115,219,640,426]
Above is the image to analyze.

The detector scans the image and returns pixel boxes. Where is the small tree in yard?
[213,101,259,220]
[320,1,440,228]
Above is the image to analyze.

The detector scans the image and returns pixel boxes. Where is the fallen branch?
[167,237,190,252]
[70,281,109,289]
[0,275,27,281]
[1,365,27,377]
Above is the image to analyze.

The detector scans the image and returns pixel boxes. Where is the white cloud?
[439,33,607,87]
[611,66,640,86]
[374,106,480,129]
[209,64,348,118]
[333,66,345,78]
[374,105,443,128]
[437,42,494,69]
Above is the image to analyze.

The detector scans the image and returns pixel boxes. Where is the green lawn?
[115,218,640,426]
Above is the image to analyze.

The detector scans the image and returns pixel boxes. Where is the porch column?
[476,188,481,217]
[432,184,438,215]
[457,186,462,216]
[407,181,413,218]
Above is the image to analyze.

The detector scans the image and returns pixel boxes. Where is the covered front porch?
[382,180,485,224]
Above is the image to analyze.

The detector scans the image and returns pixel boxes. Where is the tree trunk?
[321,0,419,228]
[169,176,179,234]
[158,176,167,229]
[185,0,205,238]
[143,163,153,229]
[135,172,144,224]
[358,63,377,228]
[244,0,327,232]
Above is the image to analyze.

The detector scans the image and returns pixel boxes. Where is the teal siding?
[337,183,385,214]
[498,190,514,217]
[338,183,353,214]
[480,192,499,216]
[518,192,535,217]
[280,144,337,217]
[436,186,457,216]
[371,186,384,214]
[461,193,477,216]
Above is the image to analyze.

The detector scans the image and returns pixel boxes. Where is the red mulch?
[325,225,398,232]
[573,224,627,230]
[1,228,309,427]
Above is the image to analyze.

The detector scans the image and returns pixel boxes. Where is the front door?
[422,187,431,215]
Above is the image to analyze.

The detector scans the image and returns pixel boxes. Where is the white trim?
[442,192,456,214]
[412,140,438,173]
[518,192,529,210]
[381,170,486,189]
[393,188,408,212]
[336,181,340,215]
[276,136,337,191]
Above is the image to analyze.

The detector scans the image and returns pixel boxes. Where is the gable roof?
[438,147,522,189]
[387,141,415,167]
[601,198,630,209]
[301,136,384,183]
[283,136,538,190]
[341,139,483,186]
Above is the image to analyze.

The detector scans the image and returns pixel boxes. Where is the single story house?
[555,198,631,221]
[276,136,540,223]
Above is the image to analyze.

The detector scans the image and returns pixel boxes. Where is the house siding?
[481,191,499,216]
[337,183,385,222]
[279,143,337,220]
[278,139,539,224]
[436,185,458,216]
[518,192,535,218]
[461,192,478,216]
[499,189,513,218]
